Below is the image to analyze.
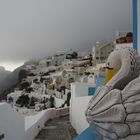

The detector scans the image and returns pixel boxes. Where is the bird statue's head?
[104,50,121,84]
[104,47,140,90]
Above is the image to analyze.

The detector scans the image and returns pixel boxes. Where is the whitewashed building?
[92,41,114,65]
[70,82,96,134]
[51,53,66,66]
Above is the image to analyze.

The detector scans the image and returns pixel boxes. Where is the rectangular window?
[88,87,95,96]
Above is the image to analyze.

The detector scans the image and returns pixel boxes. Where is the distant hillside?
[0,66,11,82]
[0,65,25,100]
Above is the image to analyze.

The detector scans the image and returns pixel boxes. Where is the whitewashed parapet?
[0,103,25,140]
[70,82,94,134]
[0,102,69,140]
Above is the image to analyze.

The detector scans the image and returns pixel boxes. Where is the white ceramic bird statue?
[85,47,140,140]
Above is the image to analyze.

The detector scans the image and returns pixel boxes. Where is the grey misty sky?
[0,0,132,63]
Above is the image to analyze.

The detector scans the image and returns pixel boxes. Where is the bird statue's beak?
[104,68,117,84]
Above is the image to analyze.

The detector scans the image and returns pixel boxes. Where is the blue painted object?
[133,0,138,51]
[95,76,105,90]
[88,87,95,96]
[75,76,105,140]
[87,76,105,96]
[74,127,103,140]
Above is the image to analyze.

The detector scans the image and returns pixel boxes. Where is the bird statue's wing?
[85,77,140,140]
[121,77,140,139]
[85,85,127,140]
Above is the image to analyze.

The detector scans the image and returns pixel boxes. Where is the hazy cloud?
[0,0,132,62]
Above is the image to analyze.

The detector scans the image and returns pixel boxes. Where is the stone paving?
[34,115,77,140]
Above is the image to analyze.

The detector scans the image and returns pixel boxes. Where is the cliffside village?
[6,32,133,116]
[0,32,134,140]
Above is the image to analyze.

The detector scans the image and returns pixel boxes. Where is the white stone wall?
[0,103,25,140]
[70,82,95,134]
[0,103,69,140]
[71,82,96,98]
[70,96,91,134]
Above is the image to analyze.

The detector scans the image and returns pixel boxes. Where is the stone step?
[34,115,77,140]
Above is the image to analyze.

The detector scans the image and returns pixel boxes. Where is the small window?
[88,87,95,96]
[96,57,99,60]
[96,51,99,54]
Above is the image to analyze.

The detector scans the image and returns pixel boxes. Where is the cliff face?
[0,65,25,100]
[0,66,11,81]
